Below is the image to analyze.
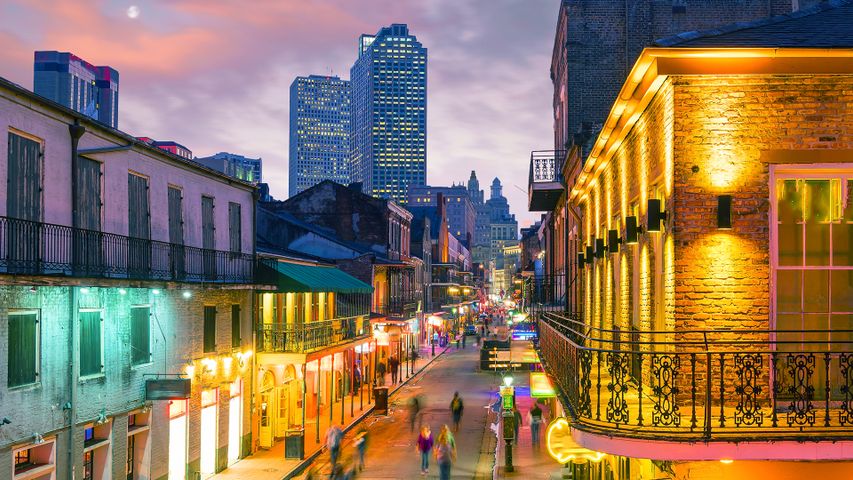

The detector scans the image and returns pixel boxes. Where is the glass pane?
[804,180,831,266]
[831,269,853,312]
[833,180,853,266]
[776,270,801,313]
[777,179,803,266]
[803,270,830,313]
[776,314,802,352]
[802,313,830,350]
[830,314,853,349]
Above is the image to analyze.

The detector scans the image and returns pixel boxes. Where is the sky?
[0,0,557,227]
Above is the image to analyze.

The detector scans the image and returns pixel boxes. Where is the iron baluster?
[690,353,698,431]
[771,352,778,428]
[596,350,602,421]
[637,351,644,426]
[719,355,726,428]
[704,352,712,439]
[825,352,831,427]
[841,353,853,426]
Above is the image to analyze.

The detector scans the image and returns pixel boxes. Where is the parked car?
[464,323,477,336]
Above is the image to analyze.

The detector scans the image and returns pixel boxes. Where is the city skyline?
[0,0,553,226]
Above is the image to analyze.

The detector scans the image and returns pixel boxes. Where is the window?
[7,131,43,222]
[14,448,31,474]
[7,311,39,387]
[130,306,150,366]
[83,450,93,480]
[126,434,135,480]
[231,305,241,348]
[79,310,103,377]
[204,306,216,353]
[228,202,242,253]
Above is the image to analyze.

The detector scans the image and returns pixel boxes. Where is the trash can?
[284,429,304,459]
[373,386,389,415]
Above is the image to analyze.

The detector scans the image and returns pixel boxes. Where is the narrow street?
[305,344,499,479]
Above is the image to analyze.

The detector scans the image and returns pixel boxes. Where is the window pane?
[777,179,803,266]
[804,180,831,266]
[803,270,830,313]
[776,270,801,313]
[831,270,853,312]
[80,311,102,376]
[830,314,853,348]
[776,313,802,352]
[833,180,853,266]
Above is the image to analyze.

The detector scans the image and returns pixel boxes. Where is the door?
[259,371,275,448]
[128,173,151,278]
[6,132,42,274]
[74,156,102,275]
[202,196,216,280]
[168,400,188,480]
[276,385,289,437]
[200,389,218,477]
[228,380,242,465]
[168,186,185,279]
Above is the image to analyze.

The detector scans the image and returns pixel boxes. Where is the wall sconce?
[647,199,667,232]
[32,433,45,445]
[625,216,643,244]
[717,195,732,229]
[607,230,621,254]
[584,245,593,264]
[594,238,605,259]
[577,252,585,266]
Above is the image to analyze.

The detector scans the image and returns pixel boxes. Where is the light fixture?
[625,216,643,244]
[584,245,593,264]
[503,375,513,387]
[719,459,733,464]
[607,230,621,254]
[182,291,192,299]
[95,409,108,425]
[1,417,11,425]
[28,286,37,294]
[118,288,127,295]
[594,238,605,259]
[717,195,732,230]
[33,433,44,444]
[647,198,667,232]
[577,252,585,266]
[80,287,90,294]
[152,289,161,295]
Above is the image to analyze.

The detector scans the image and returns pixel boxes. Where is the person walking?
[434,425,457,480]
[325,424,343,471]
[409,394,422,433]
[354,428,368,471]
[450,392,464,432]
[416,425,434,476]
[389,354,399,384]
[512,405,522,443]
[376,358,387,386]
[529,403,543,448]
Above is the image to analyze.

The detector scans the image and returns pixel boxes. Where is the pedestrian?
[354,428,368,471]
[409,394,422,433]
[416,425,434,476]
[455,331,461,349]
[434,425,457,480]
[450,392,464,432]
[475,332,481,347]
[512,405,522,442]
[462,330,467,349]
[353,364,362,393]
[529,403,543,448]
[326,424,343,471]
[389,354,399,384]
[376,359,386,385]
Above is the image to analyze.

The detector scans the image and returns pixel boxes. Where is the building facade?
[350,24,427,204]
[197,152,263,184]
[407,184,475,244]
[33,51,119,129]
[289,75,351,196]
[0,76,257,480]
[529,3,853,478]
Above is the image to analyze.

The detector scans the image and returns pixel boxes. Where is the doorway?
[168,400,188,480]
[259,371,275,448]
[200,388,218,477]
[228,380,242,465]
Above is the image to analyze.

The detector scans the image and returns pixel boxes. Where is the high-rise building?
[486,178,518,266]
[350,24,427,204]
[289,75,351,196]
[33,50,119,128]
[197,151,263,184]
[466,170,493,264]
[407,184,475,244]
[135,137,192,159]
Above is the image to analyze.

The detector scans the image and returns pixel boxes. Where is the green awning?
[259,261,373,294]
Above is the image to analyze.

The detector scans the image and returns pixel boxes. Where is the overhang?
[258,262,373,294]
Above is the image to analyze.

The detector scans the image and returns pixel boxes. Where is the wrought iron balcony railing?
[258,316,368,354]
[374,299,420,318]
[536,311,853,441]
[529,150,565,184]
[0,215,254,283]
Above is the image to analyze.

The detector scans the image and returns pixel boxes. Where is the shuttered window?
[6,132,42,221]
[128,174,151,277]
[203,306,216,353]
[79,311,103,377]
[168,186,184,245]
[231,304,241,348]
[202,196,215,250]
[7,311,39,387]
[228,202,241,253]
[130,306,150,366]
[76,157,102,230]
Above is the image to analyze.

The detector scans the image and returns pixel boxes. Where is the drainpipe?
[68,121,85,480]
[567,201,582,316]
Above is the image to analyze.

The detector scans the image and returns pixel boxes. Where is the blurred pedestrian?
[389,354,399,384]
[326,425,343,471]
[462,330,467,349]
[354,428,368,471]
[450,392,464,432]
[409,394,422,432]
[528,403,543,448]
[416,425,434,475]
[434,425,457,480]
[512,405,522,442]
[376,359,386,385]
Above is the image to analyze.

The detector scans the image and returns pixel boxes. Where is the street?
[305,344,499,479]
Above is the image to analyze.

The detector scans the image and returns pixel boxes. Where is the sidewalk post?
[500,376,515,473]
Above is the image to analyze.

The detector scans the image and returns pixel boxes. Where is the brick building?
[529,2,853,478]
[0,76,257,479]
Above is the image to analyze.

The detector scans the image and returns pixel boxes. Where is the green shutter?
[80,311,102,376]
[130,307,150,365]
[231,304,241,348]
[7,313,37,387]
[204,306,216,353]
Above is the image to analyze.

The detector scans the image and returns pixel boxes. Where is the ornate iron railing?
[529,150,566,184]
[374,299,420,318]
[537,311,853,440]
[0,215,254,283]
[258,316,368,353]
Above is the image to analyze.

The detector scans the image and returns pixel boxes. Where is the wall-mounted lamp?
[594,238,605,259]
[625,216,643,244]
[584,245,593,264]
[95,408,108,425]
[717,195,732,230]
[647,199,667,232]
[577,252,585,266]
[1,417,11,425]
[607,230,621,254]
[32,433,45,445]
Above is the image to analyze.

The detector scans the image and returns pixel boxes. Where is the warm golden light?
[546,417,607,465]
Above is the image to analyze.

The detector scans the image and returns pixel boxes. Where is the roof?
[258,261,373,294]
[656,0,853,48]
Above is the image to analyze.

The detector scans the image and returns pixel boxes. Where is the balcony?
[0,215,254,284]
[528,150,566,211]
[374,298,420,319]
[536,311,853,450]
[258,316,369,354]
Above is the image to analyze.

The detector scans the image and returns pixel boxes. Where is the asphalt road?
[307,344,500,479]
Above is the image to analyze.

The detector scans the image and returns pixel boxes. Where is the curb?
[283,346,451,479]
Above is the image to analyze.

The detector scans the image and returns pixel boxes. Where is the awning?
[259,262,373,294]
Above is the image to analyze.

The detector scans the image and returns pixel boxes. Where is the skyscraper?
[289,75,351,196]
[350,24,427,204]
[33,51,119,128]
[196,151,263,184]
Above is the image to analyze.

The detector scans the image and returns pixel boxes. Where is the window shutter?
[228,202,241,253]
[231,305,241,348]
[7,313,37,387]
[79,311,102,376]
[131,307,150,365]
[203,306,216,353]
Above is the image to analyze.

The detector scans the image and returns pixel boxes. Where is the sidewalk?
[209,341,448,480]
